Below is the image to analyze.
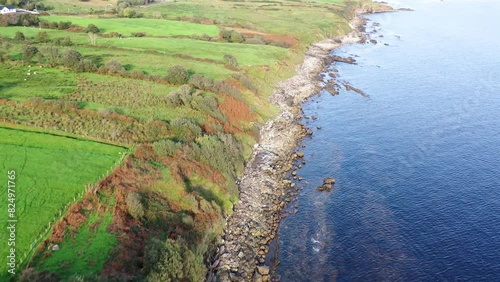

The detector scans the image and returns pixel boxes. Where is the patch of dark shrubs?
[0,14,39,27]
[131,32,147,37]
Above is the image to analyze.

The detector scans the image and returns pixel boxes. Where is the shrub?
[19,268,58,282]
[170,118,202,141]
[61,49,82,69]
[165,65,188,85]
[14,31,25,41]
[145,238,205,282]
[49,21,58,29]
[58,21,72,30]
[128,69,145,79]
[86,23,100,33]
[152,140,180,157]
[53,37,73,46]
[131,31,147,37]
[39,46,60,67]
[76,59,97,73]
[22,45,38,63]
[246,36,267,45]
[270,40,291,48]
[103,59,125,74]
[188,133,244,177]
[223,54,238,67]
[230,31,245,43]
[0,14,39,27]
[126,192,145,220]
[188,74,214,90]
[123,7,137,18]
[220,29,244,43]
[34,31,50,43]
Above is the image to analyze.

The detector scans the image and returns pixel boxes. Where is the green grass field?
[0,64,78,102]
[99,37,287,66]
[40,16,220,37]
[142,0,350,42]
[35,212,117,279]
[0,126,126,277]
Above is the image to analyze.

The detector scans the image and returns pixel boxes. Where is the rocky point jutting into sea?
[214,3,394,281]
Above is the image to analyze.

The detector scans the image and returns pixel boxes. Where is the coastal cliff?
[215,3,394,281]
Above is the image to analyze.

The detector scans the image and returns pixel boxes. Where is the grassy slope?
[0,126,125,277]
[40,16,220,37]
[36,212,117,279]
[0,64,77,101]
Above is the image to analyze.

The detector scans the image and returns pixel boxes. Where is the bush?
[165,65,188,85]
[22,45,38,63]
[76,59,97,73]
[170,118,202,141]
[188,133,244,178]
[53,37,73,46]
[131,31,147,37]
[126,192,145,220]
[103,59,125,74]
[220,29,244,43]
[0,14,39,27]
[223,54,238,67]
[35,31,50,43]
[39,46,60,67]
[49,21,58,29]
[86,23,100,33]
[123,7,137,18]
[145,238,205,282]
[19,268,58,282]
[188,74,214,91]
[127,69,145,79]
[61,49,83,69]
[14,31,25,41]
[58,21,72,30]
[152,140,180,157]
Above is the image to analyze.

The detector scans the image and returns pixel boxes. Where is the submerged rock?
[317,177,336,192]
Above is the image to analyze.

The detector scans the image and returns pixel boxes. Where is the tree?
[22,45,38,63]
[88,32,98,46]
[61,49,82,69]
[165,65,188,85]
[86,23,100,33]
[39,46,60,67]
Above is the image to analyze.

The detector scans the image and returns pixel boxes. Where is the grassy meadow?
[0,126,126,279]
[40,16,221,37]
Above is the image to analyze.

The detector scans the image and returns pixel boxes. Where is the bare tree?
[88,32,98,46]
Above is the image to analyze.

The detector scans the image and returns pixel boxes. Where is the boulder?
[257,266,270,275]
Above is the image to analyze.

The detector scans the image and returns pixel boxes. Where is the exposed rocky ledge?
[214,4,394,282]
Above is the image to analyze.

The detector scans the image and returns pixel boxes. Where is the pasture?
[0,126,126,276]
[40,16,220,37]
[0,64,77,102]
[99,37,287,66]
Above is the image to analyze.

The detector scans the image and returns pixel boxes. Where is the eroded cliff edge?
[215,4,394,281]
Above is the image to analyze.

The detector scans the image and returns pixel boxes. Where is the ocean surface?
[273,1,500,281]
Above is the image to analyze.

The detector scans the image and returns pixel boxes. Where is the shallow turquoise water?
[274,1,500,281]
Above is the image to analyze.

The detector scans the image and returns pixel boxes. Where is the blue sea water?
[274,1,500,281]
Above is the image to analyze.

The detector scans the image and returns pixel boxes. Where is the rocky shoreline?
[214,4,394,282]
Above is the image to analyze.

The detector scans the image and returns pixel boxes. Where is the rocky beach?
[214,3,394,281]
